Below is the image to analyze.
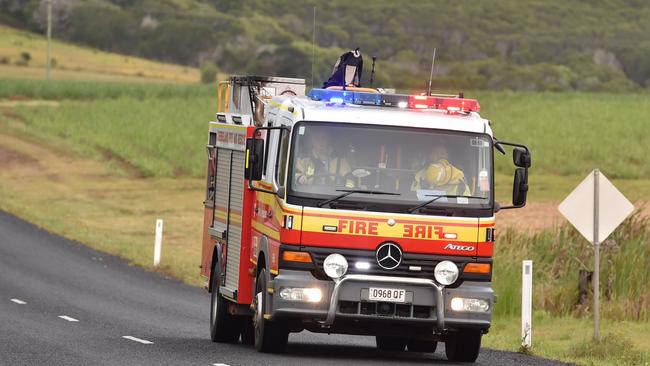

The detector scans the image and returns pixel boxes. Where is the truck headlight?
[323,253,348,279]
[434,260,459,285]
[450,297,490,313]
[279,287,323,303]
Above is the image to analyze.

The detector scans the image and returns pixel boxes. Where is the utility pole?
[46,0,52,80]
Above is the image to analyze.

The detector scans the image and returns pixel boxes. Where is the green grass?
[13,96,215,177]
[492,213,650,321]
[494,173,650,204]
[571,333,645,365]
[476,91,650,179]
[485,313,650,365]
[1,78,215,100]
[7,85,650,183]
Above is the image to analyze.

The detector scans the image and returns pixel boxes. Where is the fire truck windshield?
[287,122,493,212]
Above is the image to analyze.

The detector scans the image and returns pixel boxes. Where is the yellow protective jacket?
[295,154,354,188]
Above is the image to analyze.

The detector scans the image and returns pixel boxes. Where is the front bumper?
[269,269,493,333]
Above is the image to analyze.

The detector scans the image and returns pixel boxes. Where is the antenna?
[311,6,316,89]
[370,56,377,87]
[427,48,437,96]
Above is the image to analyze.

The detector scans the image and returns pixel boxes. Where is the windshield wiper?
[317,189,400,208]
[407,194,486,213]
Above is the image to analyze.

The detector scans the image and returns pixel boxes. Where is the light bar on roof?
[408,95,480,113]
[307,89,479,113]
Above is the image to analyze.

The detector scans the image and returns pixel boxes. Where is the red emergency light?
[407,95,480,113]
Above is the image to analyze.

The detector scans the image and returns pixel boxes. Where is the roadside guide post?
[153,219,163,267]
[521,260,533,349]
[558,169,634,341]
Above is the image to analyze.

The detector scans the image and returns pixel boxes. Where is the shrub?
[16,51,31,66]
[570,333,644,365]
[200,62,218,84]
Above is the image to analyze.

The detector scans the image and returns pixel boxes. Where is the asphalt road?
[0,211,571,366]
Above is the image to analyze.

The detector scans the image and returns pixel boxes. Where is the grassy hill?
[4,0,650,91]
[0,24,199,83]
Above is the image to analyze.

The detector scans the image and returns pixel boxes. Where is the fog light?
[323,253,348,279]
[450,297,490,313]
[279,287,323,302]
[434,260,459,285]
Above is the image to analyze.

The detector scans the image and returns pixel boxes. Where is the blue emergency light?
[308,89,355,104]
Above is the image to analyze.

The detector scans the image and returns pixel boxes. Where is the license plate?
[368,287,406,303]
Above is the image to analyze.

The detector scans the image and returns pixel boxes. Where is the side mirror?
[513,147,531,168]
[245,138,265,181]
[512,167,528,207]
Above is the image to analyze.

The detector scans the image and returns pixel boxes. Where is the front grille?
[339,300,433,319]
[309,247,468,280]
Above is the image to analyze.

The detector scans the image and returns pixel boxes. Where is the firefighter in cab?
[295,129,355,189]
[411,145,470,195]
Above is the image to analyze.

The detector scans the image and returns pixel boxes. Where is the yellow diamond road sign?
[558,170,634,244]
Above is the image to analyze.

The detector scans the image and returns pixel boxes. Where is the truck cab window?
[275,130,290,187]
[288,122,492,212]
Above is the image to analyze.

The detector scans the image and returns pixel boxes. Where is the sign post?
[559,169,633,341]
[592,169,600,340]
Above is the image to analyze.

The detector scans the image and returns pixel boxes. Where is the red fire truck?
[200,76,531,362]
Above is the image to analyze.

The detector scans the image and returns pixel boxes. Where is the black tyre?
[407,339,437,353]
[241,317,255,345]
[209,264,242,343]
[445,330,482,362]
[375,336,407,351]
[253,268,289,353]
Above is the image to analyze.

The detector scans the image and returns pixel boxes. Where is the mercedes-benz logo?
[375,242,402,270]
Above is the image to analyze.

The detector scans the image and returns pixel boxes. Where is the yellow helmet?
[425,160,464,186]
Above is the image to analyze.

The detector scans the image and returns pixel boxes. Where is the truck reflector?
[282,251,312,263]
[463,263,491,274]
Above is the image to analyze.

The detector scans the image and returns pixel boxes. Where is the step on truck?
[200,75,531,362]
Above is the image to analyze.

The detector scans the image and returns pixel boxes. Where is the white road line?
[213,363,231,366]
[10,298,27,305]
[122,336,154,345]
[58,315,79,322]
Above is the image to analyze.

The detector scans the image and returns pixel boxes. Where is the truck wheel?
[241,318,255,345]
[375,336,407,351]
[445,330,482,362]
[253,268,288,353]
[209,264,242,343]
[407,339,437,353]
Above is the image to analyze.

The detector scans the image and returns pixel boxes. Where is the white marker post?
[521,260,533,349]
[153,219,163,267]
